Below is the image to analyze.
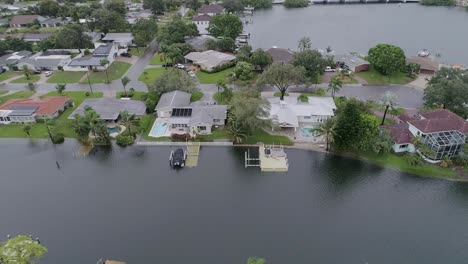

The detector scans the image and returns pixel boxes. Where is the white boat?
[418,49,430,57]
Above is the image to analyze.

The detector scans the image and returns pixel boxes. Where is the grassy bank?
[355,68,414,85]
[0,71,20,82]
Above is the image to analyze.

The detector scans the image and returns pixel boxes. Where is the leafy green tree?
[406,63,420,78]
[379,91,398,125]
[22,65,32,80]
[297,36,311,52]
[0,235,47,264]
[119,110,139,136]
[2,37,33,52]
[143,0,166,14]
[72,114,91,140]
[367,44,406,75]
[229,88,270,133]
[187,0,202,10]
[55,83,66,95]
[23,125,31,137]
[104,0,127,15]
[165,44,183,65]
[91,9,127,34]
[257,63,305,100]
[100,59,110,83]
[420,0,455,6]
[292,49,327,83]
[327,74,342,98]
[314,117,335,151]
[284,0,308,8]
[37,37,56,51]
[55,24,93,50]
[222,0,244,12]
[423,68,468,118]
[38,0,61,16]
[121,76,131,96]
[150,70,196,94]
[250,48,272,71]
[228,117,247,143]
[132,18,158,47]
[236,45,252,62]
[247,257,266,264]
[207,13,243,39]
[216,37,236,52]
[234,61,254,81]
[245,0,272,8]
[157,17,199,45]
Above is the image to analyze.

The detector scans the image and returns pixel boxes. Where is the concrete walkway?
[0,90,15,97]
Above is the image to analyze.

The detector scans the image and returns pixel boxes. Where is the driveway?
[124,39,159,85]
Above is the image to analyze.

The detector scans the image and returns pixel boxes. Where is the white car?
[324,66,336,72]
[188,71,196,77]
[45,71,53,77]
[175,63,185,69]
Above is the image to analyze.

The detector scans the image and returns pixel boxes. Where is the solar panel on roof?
[9,105,38,111]
[171,108,192,117]
[9,110,36,116]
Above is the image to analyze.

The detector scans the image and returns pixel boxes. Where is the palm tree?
[23,125,31,137]
[379,91,398,125]
[100,59,110,83]
[120,76,130,97]
[327,75,342,98]
[22,65,32,80]
[314,118,335,152]
[55,84,66,95]
[228,119,247,144]
[119,110,139,136]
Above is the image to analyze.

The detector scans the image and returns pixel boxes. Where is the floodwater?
[1,139,467,263]
[246,4,468,64]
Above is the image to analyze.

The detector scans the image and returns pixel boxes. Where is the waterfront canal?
[246,4,468,64]
[1,139,468,263]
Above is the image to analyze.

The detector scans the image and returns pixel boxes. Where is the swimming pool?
[151,122,168,137]
[300,127,317,137]
[107,126,121,134]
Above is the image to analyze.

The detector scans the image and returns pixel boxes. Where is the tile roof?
[381,123,413,144]
[265,47,293,64]
[403,109,468,134]
[192,14,212,22]
[197,3,224,14]
[0,96,70,115]
[10,15,40,25]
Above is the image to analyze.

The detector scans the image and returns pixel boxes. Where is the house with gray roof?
[16,50,72,70]
[40,17,70,28]
[335,53,370,72]
[65,43,117,71]
[184,50,236,72]
[23,33,52,43]
[69,98,146,121]
[102,33,134,47]
[152,91,227,136]
[265,47,293,64]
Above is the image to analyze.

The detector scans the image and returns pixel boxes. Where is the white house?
[192,14,212,35]
[184,50,236,72]
[65,43,117,71]
[267,96,337,131]
[102,33,134,48]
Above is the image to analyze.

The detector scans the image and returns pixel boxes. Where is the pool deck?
[148,119,171,138]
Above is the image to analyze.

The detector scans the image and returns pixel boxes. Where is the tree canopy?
[297,36,311,51]
[143,0,166,14]
[132,18,158,47]
[55,24,93,49]
[292,49,327,83]
[150,70,197,94]
[424,67,468,118]
[257,63,305,100]
[229,88,270,134]
[38,0,61,16]
[367,44,406,75]
[0,235,47,264]
[234,61,254,81]
[250,48,272,71]
[207,13,243,40]
[157,17,199,45]
[90,9,127,34]
[104,0,127,15]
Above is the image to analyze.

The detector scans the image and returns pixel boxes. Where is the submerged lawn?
[0,71,20,82]
[355,68,415,85]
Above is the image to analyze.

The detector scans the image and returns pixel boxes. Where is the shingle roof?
[156,91,191,110]
[189,105,227,126]
[10,15,40,25]
[23,33,52,41]
[404,109,468,134]
[184,50,236,69]
[192,14,212,22]
[102,33,134,43]
[68,57,103,67]
[265,47,293,64]
[0,96,70,115]
[93,43,113,56]
[381,123,413,144]
[69,98,146,120]
[197,3,224,14]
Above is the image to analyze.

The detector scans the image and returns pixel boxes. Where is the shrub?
[116,134,135,146]
[84,49,91,56]
[405,153,423,166]
[51,133,64,144]
[298,94,308,103]
[57,65,63,71]
[315,87,326,96]
[85,91,90,97]
[171,133,193,141]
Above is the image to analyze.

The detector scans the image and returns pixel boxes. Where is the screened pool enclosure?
[422,130,466,160]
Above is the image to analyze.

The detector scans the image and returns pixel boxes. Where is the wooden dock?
[245,144,289,172]
[185,144,200,167]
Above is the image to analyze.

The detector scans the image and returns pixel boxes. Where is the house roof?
[184,50,236,69]
[0,96,70,116]
[407,109,468,134]
[265,47,293,64]
[407,56,439,72]
[10,15,41,25]
[68,56,103,67]
[41,17,66,25]
[336,53,369,70]
[192,14,212,22]
[102,33,134,43]
[156,91,191,110]
[185,35,217,51]
[197,3,224,14]
[93,43,113,56]
[381,123,413,144]
[189,105,227,126]
[69,98,146,120]
[23,33,52,41]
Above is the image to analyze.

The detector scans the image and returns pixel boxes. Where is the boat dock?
[185,143,200,167]
[245,144,289,172]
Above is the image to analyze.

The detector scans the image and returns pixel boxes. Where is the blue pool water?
[151,122,168,136]
[300,127,316,137]
[107,127,120,134]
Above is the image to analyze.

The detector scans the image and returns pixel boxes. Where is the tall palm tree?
[121,76,131,97]
[23,125,31,137]
[327,75,342,98]
[314,117,335,152]
[100,59,110,83]
[119,110,139,136]
[379,91,398,125]
[55,84,66,95]
[22,65,32,80]
[228,119,247,144]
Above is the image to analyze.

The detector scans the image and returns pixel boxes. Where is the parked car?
[129,44,138,48]
[162,62,173,67]
[188,71,196,77]
[121,52,132,58]
[45,71,53,77]
[175,63,185,69]
[0,67,6,73]
[324,66,336,72]
[32,69,41,74]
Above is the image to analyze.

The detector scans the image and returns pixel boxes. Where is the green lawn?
[274,92,289,97]
[11,75,40,83]
[339,75,359,84]
[213,92,230,105]
[0,90,7,96]
[244,129,293,146]
[150,53,165,65]
[47,71,85,84]
[84,62,131,84]
[116,91,147,101]
[139,68,166,84]
[355,68,415,85]
[0,91,35,105]
[196,68,234,84]
[190,91,204,102]
[0,71,20,82]
[129,47,146,57]
[361,152,458,179]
